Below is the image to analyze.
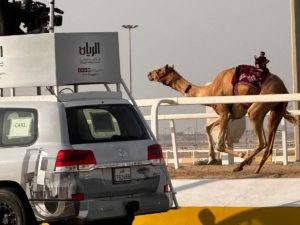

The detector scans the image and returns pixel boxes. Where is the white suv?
[0,92,172,225]
[0,32,174,225]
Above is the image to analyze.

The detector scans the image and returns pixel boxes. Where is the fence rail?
[136,94,300,169]
[162,147,296,165]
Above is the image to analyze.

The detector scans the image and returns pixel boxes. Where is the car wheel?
[0,188,28,225]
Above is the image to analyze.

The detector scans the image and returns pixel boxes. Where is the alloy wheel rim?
[0,202,17,225]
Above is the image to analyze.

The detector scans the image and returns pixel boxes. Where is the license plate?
[113,167,131,184]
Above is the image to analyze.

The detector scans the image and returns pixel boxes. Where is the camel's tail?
[284,110,297,125]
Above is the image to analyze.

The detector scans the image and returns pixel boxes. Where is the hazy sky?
[52,0,292,100]
[45,0,293,133]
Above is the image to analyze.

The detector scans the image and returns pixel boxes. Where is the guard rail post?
[170,119,179,169]
[281,118,288,165]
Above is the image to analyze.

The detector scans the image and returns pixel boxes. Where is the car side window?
[1,109,37,147]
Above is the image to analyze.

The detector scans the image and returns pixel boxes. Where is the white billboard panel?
[0,34,56,88]
[0,32,121,88]
[55,32,121,85]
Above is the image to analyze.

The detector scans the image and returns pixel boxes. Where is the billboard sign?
[0,32,121,88]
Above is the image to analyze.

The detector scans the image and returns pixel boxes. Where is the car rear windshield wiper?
[111,135,142,141]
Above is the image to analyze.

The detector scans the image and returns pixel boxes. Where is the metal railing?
[136,94,300,169]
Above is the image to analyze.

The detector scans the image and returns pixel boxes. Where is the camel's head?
[147,64,175,83]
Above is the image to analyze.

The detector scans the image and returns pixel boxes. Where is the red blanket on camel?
[231,65,272,95]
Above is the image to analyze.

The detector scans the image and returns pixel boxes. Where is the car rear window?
[66,104,149,144]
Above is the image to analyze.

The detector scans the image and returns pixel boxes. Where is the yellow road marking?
[134,207,300,225]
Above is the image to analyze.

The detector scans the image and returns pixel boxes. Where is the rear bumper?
[77,193,171,221]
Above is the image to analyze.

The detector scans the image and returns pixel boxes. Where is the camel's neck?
[185,84,212,97]
[167,72,212,97]
[168,76,191,95]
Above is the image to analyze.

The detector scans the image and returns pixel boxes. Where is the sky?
[41,0,293,133]
[51,0,293,99]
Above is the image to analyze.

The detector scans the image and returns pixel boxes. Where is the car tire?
[0,188,29,225]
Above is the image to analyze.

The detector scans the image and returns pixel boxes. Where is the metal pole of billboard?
[122,25,138,95]
[43,0,55,95]
[49,0,55,33]
[291,0,300,161]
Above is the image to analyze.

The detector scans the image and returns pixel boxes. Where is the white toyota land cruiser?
[0,33,174,225]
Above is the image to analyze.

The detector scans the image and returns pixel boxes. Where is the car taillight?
[148,144,163,165]
[164,184,169,193]
[72,193,85,202]
[55,149,96,172]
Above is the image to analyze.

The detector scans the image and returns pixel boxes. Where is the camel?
[147,64,297,173]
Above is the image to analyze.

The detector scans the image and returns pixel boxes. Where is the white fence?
[162,147,296,165]
[135,94,300,169]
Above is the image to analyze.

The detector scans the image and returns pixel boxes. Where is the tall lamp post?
[122,25,138,95]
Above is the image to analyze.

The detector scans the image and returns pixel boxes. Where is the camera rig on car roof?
[0,0,63,35]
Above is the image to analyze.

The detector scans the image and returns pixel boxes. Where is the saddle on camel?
[231,64,273,106]
[148,62,297,174]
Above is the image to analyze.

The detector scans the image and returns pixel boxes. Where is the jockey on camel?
[255,51,270,75]
[231,51,272,95]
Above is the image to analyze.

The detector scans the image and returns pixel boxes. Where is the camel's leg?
[223,146,245,158]
[214,113,245,158]
[224,126,232,150]
[234,103,268,172]
[224,149,244,157]
[226,104,249,159]
[215,112,230,152]
[255,109,284,173]
[205,118,220,164]
[222,123,247,158]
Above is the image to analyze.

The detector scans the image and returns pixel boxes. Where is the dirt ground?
[167,162,300,179]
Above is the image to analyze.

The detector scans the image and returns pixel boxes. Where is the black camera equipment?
[21,0,64,33]
[14,0,64,33]
[0,0,63,35]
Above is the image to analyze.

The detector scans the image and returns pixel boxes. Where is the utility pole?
[291,0,300,161]
[122,25,138,95]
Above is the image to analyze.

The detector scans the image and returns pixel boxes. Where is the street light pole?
[122,25,138,95]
